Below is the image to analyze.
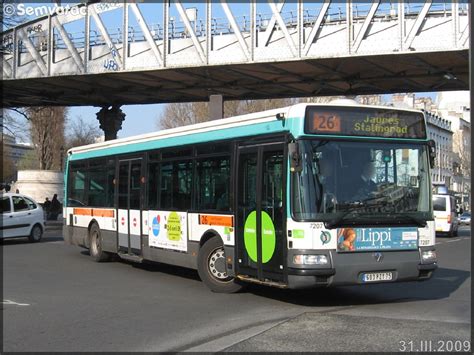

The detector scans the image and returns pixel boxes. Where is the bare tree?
[66,115,103,149]
[1,108,30,142]
[157,98,299,129]
[303,95,348,103]
[453,130,471,176]
[303,95,383,105]
[157,102,209,130]
[237,98,298,115]
[1,144,16,183]
[26,107,67,170]
[16,149,40,170]
[157,95,384,130]
[453,129,471,205]
[223,100,242,118]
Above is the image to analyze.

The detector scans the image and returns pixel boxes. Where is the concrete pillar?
[209,94,223,120]
[96,105,125,141]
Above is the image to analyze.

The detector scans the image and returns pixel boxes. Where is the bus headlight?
[421,250,437,263]
[293,254,329,265]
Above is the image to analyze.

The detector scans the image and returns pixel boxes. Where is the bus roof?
[67,102,425,159]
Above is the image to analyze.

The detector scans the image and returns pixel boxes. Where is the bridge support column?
[96,106,125,141]
[209,95,223,120]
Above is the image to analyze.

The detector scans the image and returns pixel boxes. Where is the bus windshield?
[292,140,432,227]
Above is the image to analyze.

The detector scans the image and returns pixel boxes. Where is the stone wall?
[13,170,64,204]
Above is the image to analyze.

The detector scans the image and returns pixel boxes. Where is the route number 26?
[312,113,341,132]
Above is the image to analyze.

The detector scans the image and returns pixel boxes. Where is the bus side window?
[129,161,141,210]
[196,156,231,211]
[147,162,160,210]
[160,162,173,210]
[159,160,193,211]
[106,159,115,207]
[88,159,108,207]
[176,161,193,210]
[69,161,87,206]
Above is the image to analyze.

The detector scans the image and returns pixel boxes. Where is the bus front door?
[118,159,143,256]
[236,144,286,283]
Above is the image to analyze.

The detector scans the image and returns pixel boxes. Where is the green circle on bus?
[244,211,276,264]
[167,211,181,241]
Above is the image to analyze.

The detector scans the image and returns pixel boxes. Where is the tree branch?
[7,108,30,121]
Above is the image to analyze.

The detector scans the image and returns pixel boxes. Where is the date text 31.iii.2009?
[399,340,470,352]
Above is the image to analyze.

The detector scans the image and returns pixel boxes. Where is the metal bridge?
[1,1,470,107]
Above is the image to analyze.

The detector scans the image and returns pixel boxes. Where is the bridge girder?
[1,1,470,107]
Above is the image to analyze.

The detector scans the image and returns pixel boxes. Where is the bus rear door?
[118,158,143,256]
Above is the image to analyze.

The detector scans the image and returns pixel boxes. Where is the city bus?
[63,102,438,292]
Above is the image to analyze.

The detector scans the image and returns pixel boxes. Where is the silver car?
[459,212,471,225]
[1,193,45,242]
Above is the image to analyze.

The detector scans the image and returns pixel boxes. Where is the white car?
[1,193,45,242]
[433,194,459,237]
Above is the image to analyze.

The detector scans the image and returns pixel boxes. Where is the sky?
[69,103,164,139]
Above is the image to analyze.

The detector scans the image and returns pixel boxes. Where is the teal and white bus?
[63,102,437,292]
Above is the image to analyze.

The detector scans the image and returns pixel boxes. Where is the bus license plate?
[362,272,393,282]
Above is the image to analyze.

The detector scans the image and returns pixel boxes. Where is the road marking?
[2,299,30,306]
[169,315,296,353]
[446,239,461,243]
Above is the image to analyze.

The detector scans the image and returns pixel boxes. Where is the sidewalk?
[44,219,63,231]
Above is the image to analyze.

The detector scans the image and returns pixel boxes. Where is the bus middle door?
[118,158,143,256]
[236,143,286,284]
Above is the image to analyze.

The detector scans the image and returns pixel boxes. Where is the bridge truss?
[1,1,470,107]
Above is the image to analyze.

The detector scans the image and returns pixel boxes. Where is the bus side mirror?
[427,139,436,168]
[288,142,302,172]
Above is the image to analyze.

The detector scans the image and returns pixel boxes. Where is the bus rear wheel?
[198,237,243,293]
[89,224,112,262]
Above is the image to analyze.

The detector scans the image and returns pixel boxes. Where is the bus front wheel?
[89,224,112,262]
[198,237,243,293]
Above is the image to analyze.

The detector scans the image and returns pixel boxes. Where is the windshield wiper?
[325,208,428,229]
[324,202,364,228]
[389,214,427,227]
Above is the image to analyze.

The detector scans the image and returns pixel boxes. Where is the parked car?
[1,193,44,242]
[458,212,471,225]
[433,194,459,237]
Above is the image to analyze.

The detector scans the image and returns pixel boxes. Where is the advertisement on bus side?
[148,211,187,252]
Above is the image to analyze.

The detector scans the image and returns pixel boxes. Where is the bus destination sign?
[305,106,427,139]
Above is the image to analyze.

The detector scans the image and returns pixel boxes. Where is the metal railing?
[1,2,469,54]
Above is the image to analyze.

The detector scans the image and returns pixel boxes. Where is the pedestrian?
[43,197,51,212]
[48,194,61,221]
[15,188,20,193]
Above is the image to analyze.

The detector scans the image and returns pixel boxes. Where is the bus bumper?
[63,224,88,248]
[286,248,437,289]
